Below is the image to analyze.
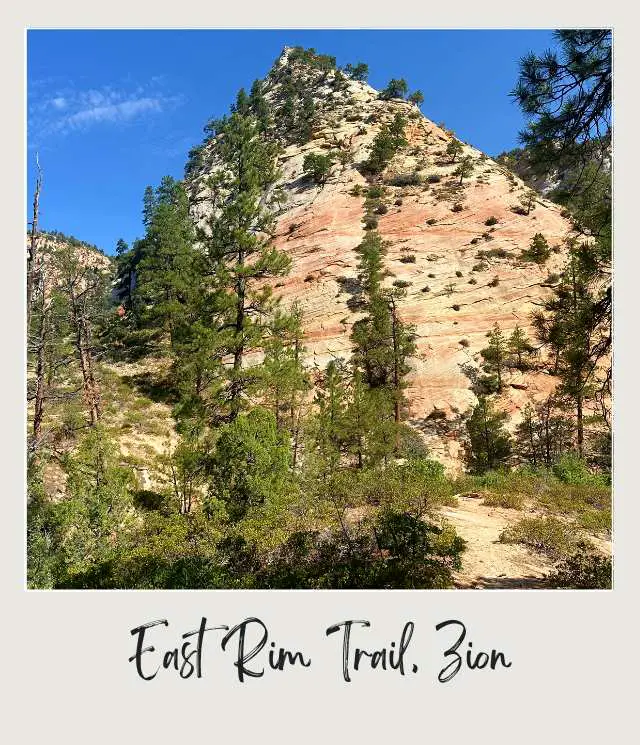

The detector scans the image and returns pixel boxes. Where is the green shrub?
[499,516,577,558]
[388,172,422,187]
[427,174,441,183]
[399,254,416,263]
[547,542,611,588]
[485,216,499,226]
[483,492,525,509]
[552,454,608,487]
[363,215,379,230]
[303,152,334,185]
[367,185,385,198]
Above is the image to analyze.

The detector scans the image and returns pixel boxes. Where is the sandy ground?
[439,496,556,589]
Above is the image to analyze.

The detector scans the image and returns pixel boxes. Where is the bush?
[552,454,608,487]
[472,262,488,272]
[499,516,576,558]
[374,202,388,215]
[421,285,430,293]
[468,277,477,285]
[483,492,525,509]
[488,275,500,287]
[452,304,460,311]
[393,279,411,288]
[455,270,463,277]
[470,237,480,245]
[547,542,612,588]
[207,407,292,522]
[388,172,422,187]
[427,174,441,183]
[350,184,365,197]
[303,152,334,185]
[363,215,379,230]
[485,216,499,226]
[452,202,464,213]
[395,198,403,206]
[426,218,437,225]
[367,185,385,198]
[399,254,416,263]
[522,233,551,263]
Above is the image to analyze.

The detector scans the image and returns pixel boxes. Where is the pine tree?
[533,243,607,457]
[481,322,508,391]
[344,62,369,81]
[408,90,424,106]
[522,232,550,263]
[380,78,409,100]
[134,177,199,350]
[513,30,611,193]
[466,396,512,473]
[54,243,112,426]
[446,139,463,163]
[454,155,474,184]
[363,113,407,174]
[508,324,535,369]
[200,111,291,420]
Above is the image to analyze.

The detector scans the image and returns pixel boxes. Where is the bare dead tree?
[27,154,43,332]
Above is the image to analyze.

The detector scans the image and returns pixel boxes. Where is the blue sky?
[27,29,557,254]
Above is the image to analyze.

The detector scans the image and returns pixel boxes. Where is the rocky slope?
[189,48,576,470]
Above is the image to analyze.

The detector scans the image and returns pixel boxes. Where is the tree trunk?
[27,155,42,332]
[231,250,246,420]
[576,392,584,458]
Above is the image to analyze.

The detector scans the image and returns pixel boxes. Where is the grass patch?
[499,516,577,559]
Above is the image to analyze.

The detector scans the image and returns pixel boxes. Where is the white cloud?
[28,80,182,141]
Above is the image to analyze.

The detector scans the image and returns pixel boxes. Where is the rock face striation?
[188,48,575,470]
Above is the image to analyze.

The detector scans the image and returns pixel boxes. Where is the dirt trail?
[439,496,555,589]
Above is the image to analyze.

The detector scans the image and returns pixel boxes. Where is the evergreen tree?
[380,78,409,100]
[508,324,535,369]
[208,407,292,522]
[446,139,463,163]
[134,177,199,350]
[408,90,424,106]
[515,396,573,467]
[363,113,407,174]
[466,396,512,473]
[302,152,334,185]
[522,232,550,263]
[200,112,291,420]
[344,62,369,81]
[480,322,508,391]
[532,242,608,457]
[454,155,474,184]
[513,30,611,195]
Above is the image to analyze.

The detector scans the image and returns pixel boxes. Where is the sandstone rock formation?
[189,48,576,470]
